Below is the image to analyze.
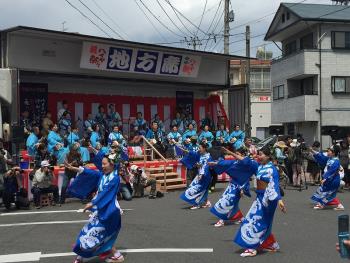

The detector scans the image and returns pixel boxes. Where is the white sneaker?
[240,249,257,257]
[190,205,200,210]
[214,220,225,227]
[313,204,324,210]
[334,204,345,211]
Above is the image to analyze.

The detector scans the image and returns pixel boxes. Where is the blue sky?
[0,0,333,57]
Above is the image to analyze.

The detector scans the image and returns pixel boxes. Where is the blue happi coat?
[67,132,80,147]
[48,130,68,164]
[108,132,124,146]
[90,131,101,148]
[180,151,212,206]
[234,162,281,249]
[198,131,214,148]
[229,130,245,150]
[26,133,38,156]
[311,153,341,205]
[182,129,197,141]
[69,151,122,258]
[215,130,229,143]
[210,157,258,220]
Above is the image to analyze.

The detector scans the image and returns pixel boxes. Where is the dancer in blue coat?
[310,145,345,211]
[66,150,125,263]
[180,142,212,210]
[234,148,286,257]
[208,147,258,227]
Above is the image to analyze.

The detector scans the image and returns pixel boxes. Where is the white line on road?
[0,209,134,216]
[0,220,87,227]
[0,249,213,262]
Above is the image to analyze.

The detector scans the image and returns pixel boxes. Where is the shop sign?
[80,42,201,78]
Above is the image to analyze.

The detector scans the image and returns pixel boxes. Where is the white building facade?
[266,3,350,147]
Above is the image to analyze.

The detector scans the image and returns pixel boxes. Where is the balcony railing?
[272,47,318,64]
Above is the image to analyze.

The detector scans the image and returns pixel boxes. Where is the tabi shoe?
[105,253,124,263]
[334,204,345,211]
[73,256,83,263]
[190,205,201,210]
[233,219,243,225]
[214,219,225,227]
[201,201,212,208]
[313,204,324,210]
[240,249,257,257]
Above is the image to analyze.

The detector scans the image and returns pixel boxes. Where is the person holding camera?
[3,167,29,210]
[31,160,59,208]
[129,165,157,199]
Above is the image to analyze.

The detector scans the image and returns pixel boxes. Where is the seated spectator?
[184,114,197,131]
[229,124,245,150]
[48,123,68,165]
[58,112,72,138]
[3,167,29,210]
[95,105,108,142]
[90,124,101,149]
[42,111,53,137]
[83,113,95,138]
[215,124,229,146]
[146,122,166,158]
[31,160,59,209]
[130,112,148,145]
[166,125,182,158]
[198,125,214,148]
[108,125,125,147]
[200,112,214,131]
[107,104,122,131]
[57,100,71,121]
[171,112,184,133]
[182,123,197,142]
[67,126,80,147]
[129,165,157,199]
[152,114,164,132]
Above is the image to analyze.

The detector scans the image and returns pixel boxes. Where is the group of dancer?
[60,137,345,262]
[179,142,345,257]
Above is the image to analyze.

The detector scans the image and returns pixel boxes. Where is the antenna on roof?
[331,0,349,5]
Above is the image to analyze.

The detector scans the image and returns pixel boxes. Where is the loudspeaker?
[12,126,25,142]
[269,125,285,136]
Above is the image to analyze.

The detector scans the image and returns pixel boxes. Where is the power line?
[195,0,208,37]
[155,0,190,37]
[164,0,210,36]
[138,0,184,38]
[163,0,195,36]
[90,0,131,39]
[203,0,223,50]
[207,8,225,51]
[76,0,124,39]
[133,0,168,42]
[64,0,113,38]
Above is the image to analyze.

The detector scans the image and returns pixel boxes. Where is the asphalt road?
[0,184,349,263]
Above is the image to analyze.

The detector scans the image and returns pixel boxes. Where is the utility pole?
[224,0,230,54]
[246,25,251,137]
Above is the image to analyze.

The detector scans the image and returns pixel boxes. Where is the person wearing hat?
[274,141,288,165]
[32,160,59,209]
[234,147,286,257]
[129,165,157,199]
[310,145,345,211]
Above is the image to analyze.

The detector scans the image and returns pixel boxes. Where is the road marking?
[0,208,133,216]
[0,249,213,262]
[0,251,214,263]
[0,252,41,262]
[0,220,87,227]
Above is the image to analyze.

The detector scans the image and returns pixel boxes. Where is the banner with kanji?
[80,42,201,78]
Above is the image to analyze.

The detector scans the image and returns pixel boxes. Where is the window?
[288,77,317,98]
[250,68,271,90]
[332,77,350,93]
[282,14,285,23]
[284,40,297,56]
[273,85,284,100]
[332,31,350,49]
[300,33,314,49]
[287,12,290,20]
